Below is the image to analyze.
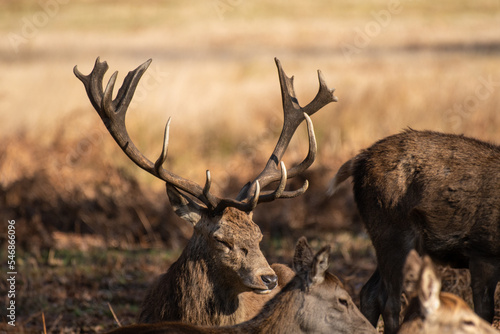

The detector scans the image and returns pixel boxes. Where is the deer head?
[74,58,337,322]
[399,250,499,334]
[286,237,377,334]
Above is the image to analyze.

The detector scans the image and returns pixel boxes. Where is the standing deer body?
[398,250,499,334]
[74,58,337,325]
[106,237,377,334]
[328,129,500,334]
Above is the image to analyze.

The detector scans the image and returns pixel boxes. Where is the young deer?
[328,129,500,334]
[74,58,337,325]
[106,237,377,334]
[398,250,499,334]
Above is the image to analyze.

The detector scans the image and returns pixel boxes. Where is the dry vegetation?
[1,0,500,332]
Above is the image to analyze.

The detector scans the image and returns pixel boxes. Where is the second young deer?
[398,250,499,334]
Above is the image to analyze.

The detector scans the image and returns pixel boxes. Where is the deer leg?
[380,286,402,334]
[376,235,414,334]
[469,258,499,323]
[361,263,403,334]
[360,269,384,327]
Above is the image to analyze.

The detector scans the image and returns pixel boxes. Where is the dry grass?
[1,0,500,332]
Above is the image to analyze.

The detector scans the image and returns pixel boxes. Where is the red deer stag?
[74,58,337,325]
[105,237,377,334]
[328,129,500,333]
[398,250,499,334]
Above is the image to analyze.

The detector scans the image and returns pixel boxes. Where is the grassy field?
[1,0,500,332]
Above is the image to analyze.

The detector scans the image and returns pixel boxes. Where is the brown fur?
[330,129,500,334]
[399,250,499,334]
[108,237,377,334]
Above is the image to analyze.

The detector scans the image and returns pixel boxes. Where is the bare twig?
[108,302,122,327]
[42,312,47,334]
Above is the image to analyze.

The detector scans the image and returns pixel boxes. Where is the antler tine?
[73,57,107,114]
[231,161,308,210]
[302,69,338,117]
[75,58,216,209]
[284,113,316,177]
[154,118,219,210]
[236,59,336,202]
[256,161,310,202]
[154,116,171,173]
[203,170,219,210]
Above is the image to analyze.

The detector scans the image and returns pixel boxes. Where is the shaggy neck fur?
[139,235,246,326]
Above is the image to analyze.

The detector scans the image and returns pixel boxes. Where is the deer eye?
[214,236,233,250]
[462,319,475,327]
[338,298,348,308]
[241,247,249,256]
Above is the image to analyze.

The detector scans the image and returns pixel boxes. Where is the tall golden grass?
[1,0,499,185]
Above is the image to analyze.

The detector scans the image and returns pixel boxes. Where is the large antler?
[236,58,338,201]
[74,58,336,213]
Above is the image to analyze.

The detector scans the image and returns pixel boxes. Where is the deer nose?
[261,274,278,290]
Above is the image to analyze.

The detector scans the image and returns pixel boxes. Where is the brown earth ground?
[1,0,500,332]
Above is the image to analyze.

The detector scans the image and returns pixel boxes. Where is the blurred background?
[1,0,499,332]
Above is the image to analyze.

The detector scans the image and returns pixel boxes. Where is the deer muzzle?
[260,274,278,292]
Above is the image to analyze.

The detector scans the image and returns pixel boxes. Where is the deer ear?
[418,256,441,316]
[308,245,331,286]
[166,184,203,226]
[293,237,315,273]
